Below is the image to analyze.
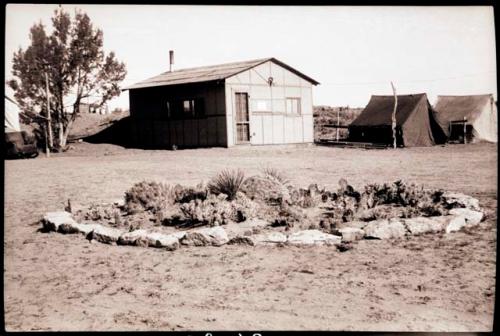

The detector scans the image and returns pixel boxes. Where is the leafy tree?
[7,7,127,150]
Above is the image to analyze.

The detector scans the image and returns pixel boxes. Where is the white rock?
[448,208,484,226]
[113,199,126,207]
[287,230,342,246]
[169,231,187,240]
[403,217,446,235]
[363,219,407,239]
[117,229,149,246]
[180,226,229,247]
[338,227,365,242]
[445,215,467,234]
[76,222,104,235]
[145,232,180,250]
[252,231,288,245]
[224,218,269,239]
[89,226,124,244]
[42,211,77,232]
[443,192,480,211]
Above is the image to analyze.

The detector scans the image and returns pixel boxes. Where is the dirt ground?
[3,142,497,331]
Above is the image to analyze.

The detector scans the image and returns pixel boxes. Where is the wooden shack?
[123,57,319,148]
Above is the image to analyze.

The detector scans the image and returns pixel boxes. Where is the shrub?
[241,175,291,206]
[179,194,235,227]
[208,169,245,201]
[124,181,174,213]
[177,192,260,227]
[173,182,208,203]
[261,167,290,185]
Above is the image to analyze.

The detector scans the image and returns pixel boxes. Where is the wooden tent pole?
[336,108,340,141]
[463,116,467,144]
[390,82,398,149]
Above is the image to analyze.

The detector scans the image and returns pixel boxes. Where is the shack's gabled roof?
[350,93,429,127]
[123,57,319,90]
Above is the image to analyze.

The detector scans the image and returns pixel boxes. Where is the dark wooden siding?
[128,81,227,148]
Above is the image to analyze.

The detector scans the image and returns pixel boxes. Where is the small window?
[253,99,272,112]
[182,100,192,115]
[165,100,171,118]
[286,98,301,115]
[178,98,204,118]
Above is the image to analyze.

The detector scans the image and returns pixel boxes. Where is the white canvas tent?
[434,94,497,143]
[5,95,21,133]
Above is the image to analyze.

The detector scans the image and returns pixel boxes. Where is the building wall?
[128,81,227,148]
[225,61,314,147]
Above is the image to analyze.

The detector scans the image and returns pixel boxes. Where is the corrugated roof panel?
[124,58,271,90]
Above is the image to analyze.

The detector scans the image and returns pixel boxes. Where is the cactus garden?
[41,168,485,251]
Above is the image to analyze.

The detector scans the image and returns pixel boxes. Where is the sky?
[5,4,497,110]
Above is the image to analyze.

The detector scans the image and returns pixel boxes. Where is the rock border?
[40,192,484,251]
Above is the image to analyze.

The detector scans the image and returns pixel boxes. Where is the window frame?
[285,97,301,115]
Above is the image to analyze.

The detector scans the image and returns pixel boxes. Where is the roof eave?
[122,78,225,91]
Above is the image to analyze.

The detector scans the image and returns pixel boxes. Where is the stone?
[58,221,82,234]
[169,231,187,240]
[287,229,342,246]
[89,226,124,244]
[113,199,126,207]
[338,220,368,230]
[448,208,484,226]
[75,222,103,235]
[363,219,407,239]
[445,215,467,234]
[403,217,447,235]
[180,226,229,247]
[227,236,256,246]
[253,231,288,244]
[338,227,365,242]
[224,218,269,239]
[443,192,480,211]
[145,232,179,250]
[117,229,149,246]
[41,211,77,232]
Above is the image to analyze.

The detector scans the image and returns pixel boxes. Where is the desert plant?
[179,194,235,227]
[261,167,290,185]
[208,169,246,201]
[173,182,208,203]
[124,181,174,213]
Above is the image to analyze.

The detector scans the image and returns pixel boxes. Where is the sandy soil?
[3,142,497,331]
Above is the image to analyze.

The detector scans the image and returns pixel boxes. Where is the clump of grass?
[207,169,245,201]
[261,167,290,185]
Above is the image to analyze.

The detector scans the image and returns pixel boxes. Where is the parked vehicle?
[5,131,39,159]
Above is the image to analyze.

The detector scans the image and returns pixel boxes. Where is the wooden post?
[336,108,340,141]
[44,124,50,158]
[390,82,398,149]
[463,116,467,144]
[45,70,53,150]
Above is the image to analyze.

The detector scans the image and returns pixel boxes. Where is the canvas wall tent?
[348,93,446,147]
[5,95,21,133]
[123,57,319,149]
[433,94,497,143]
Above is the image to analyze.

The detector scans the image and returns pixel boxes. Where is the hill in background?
[314,105,363,141]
